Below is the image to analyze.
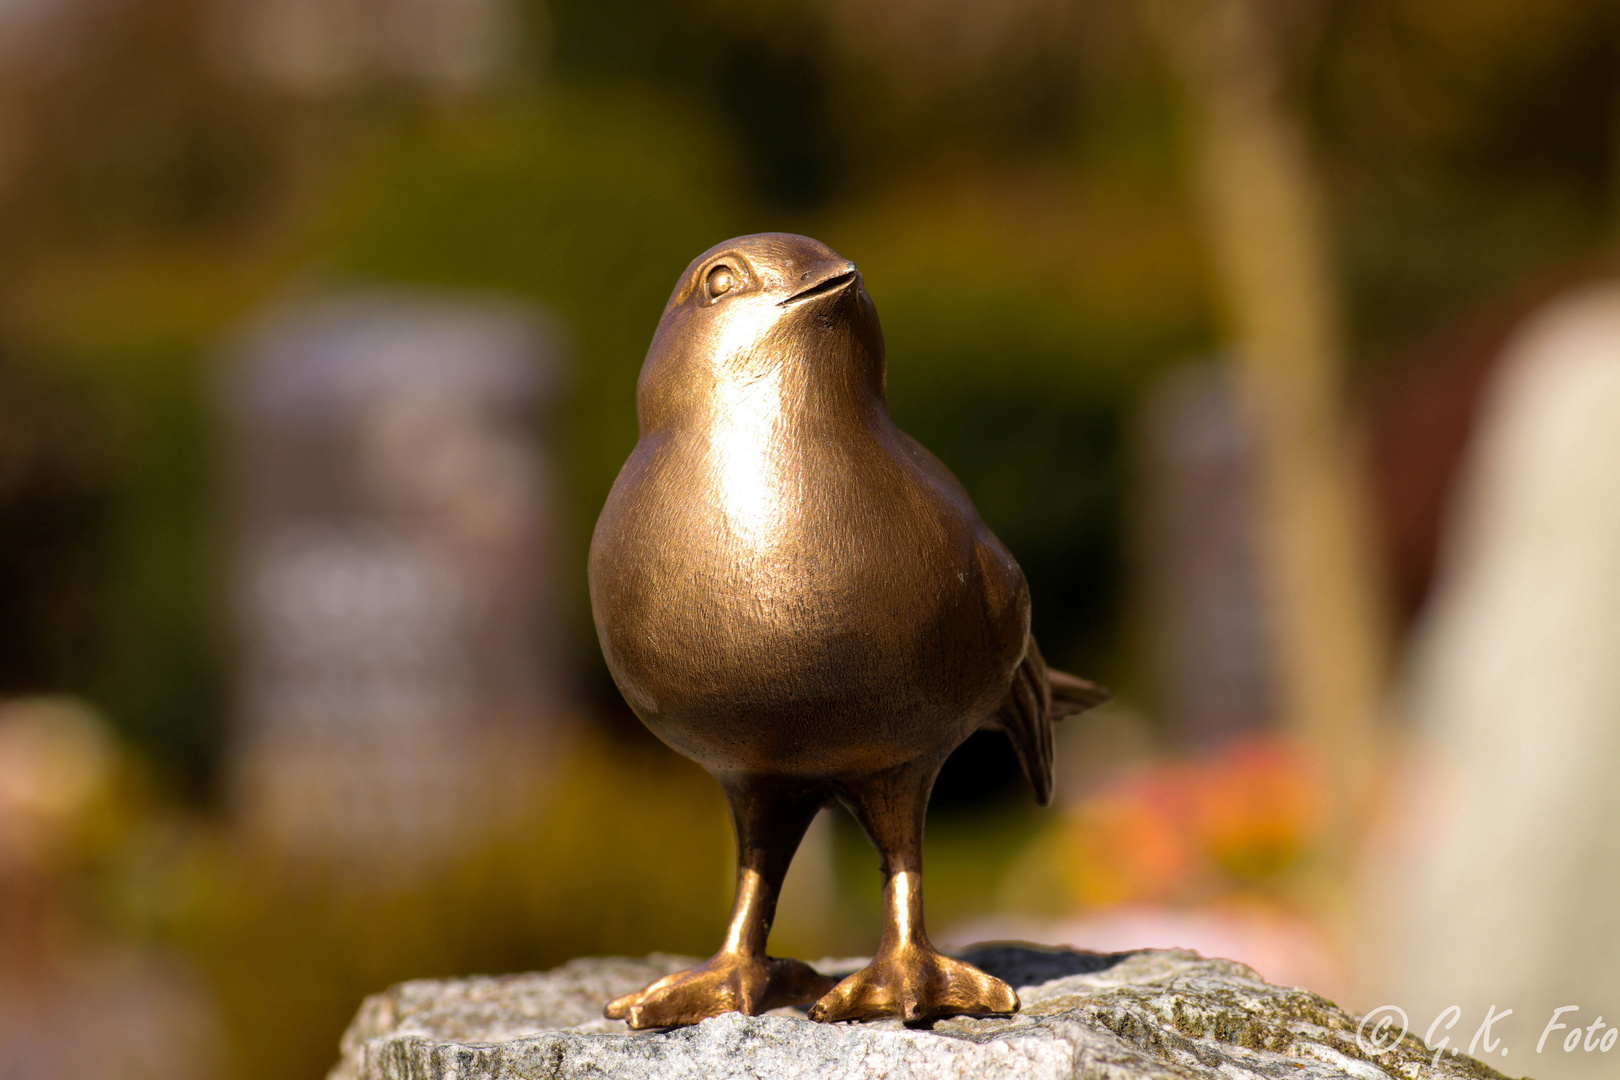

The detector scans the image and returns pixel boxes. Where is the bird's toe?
[808,947,1018,1024]
[607,954,834,1028]
[603,990,640,1021]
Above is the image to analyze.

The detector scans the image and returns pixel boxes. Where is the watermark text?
[1356,1004,1617,1061]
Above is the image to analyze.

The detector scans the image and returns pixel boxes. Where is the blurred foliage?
[0,366,111,699]
[1308,0,1620,356]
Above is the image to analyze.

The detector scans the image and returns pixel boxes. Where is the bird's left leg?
[606,777,836,1028]
[809,761,1018,1024]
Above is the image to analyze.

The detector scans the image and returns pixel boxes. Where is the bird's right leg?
[809,761,1018,1024]
[605,777,836,1028]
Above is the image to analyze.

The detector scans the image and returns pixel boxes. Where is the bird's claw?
[606,954,836,1029]
[808,945,1018,1024]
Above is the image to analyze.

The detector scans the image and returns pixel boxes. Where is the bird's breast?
[705,368,801,548]
[588,419,1020,776]
[600,423,949,651]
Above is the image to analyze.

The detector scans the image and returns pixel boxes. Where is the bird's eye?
[705,265,735,299]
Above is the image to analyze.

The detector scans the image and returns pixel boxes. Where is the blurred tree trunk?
[1146,0,1389,883]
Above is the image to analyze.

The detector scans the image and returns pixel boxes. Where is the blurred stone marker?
[221,290,566,874]
[1138,362,1275,749]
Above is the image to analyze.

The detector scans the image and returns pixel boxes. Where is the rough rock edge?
[329,946,1520,1080]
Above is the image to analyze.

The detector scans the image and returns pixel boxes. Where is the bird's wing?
[986,636,1110,806]
[894,427,1112,803]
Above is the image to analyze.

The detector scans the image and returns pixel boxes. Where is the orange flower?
[1192,738,1320,882]
[1063,768,1196,907]
[1058,737,1322,909]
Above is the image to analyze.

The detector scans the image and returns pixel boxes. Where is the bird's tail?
[987,637,1110,806]
[1047,667,1111,718]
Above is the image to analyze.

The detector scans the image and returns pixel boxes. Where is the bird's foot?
[808,944,1019,1024]
[605,953,836,1029]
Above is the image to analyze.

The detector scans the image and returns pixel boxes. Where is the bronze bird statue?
[588,233,1109,1028]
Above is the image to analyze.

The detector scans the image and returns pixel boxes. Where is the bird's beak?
[779,261,860,306]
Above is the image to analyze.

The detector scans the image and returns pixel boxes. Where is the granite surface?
[330,945,1516,1080]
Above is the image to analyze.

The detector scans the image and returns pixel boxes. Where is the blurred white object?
[1365,281,1620,1079]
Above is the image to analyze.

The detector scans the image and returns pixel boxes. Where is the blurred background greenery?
[1,0,1618,1077]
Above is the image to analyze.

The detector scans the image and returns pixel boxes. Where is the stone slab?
[330,946,1515,1080]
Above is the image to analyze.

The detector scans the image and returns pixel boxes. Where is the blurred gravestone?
[1138,363,1276,749]
[221,290,566,873]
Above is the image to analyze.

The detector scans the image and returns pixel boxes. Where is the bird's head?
[636,233,885,433]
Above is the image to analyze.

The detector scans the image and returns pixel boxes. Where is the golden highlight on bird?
[588,233,1109,1028]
